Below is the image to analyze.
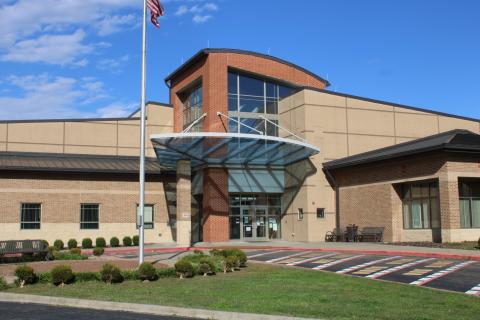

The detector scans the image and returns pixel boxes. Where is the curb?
[92,246,480,262]
[0,292,317,320]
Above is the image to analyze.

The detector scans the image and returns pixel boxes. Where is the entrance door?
[242,208,254,239]
[255,207,267,239]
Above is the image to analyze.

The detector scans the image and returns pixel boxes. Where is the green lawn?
[7,263,480,320]
[442,241,478,250]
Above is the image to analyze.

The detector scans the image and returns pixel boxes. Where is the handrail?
[216,112,264,135]
[182,113,207,133]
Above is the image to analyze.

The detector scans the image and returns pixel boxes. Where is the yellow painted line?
[352,266,386,275]
[403,269,432,276]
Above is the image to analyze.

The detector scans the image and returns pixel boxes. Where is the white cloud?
[190,3,217,13]
[97,55,130,72]
[192,14,212,24]
[0,29,93,65]
[0,73,134,120]
[96,14,138,36]
[175,5,189,16]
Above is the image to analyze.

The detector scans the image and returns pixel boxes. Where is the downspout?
[324,168,340,233]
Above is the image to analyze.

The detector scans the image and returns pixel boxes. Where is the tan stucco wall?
[0,103,173,157]
[279,89,479,242]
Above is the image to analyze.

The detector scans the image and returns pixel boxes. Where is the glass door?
[255,207,267,239]
[242,208,254,239]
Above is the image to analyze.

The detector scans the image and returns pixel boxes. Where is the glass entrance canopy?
[150,132,320,170]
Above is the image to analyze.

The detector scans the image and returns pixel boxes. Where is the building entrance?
[229,194,281,241]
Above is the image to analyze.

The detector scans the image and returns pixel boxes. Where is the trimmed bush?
[93,247,104,256]
[82,238,93,249]
[100,263,123,284]
[193,249,204,255]
[123,236,132,246]
[209,248,223,257]
[70,248,81,255]
[110,237,120,247]
[14,265,37,286]
[174,260,194,279]
[53,251,87,261]
[67,239,77,249]
[121,270,139,281]
[198,257,216,276]
[53,239,64,251]
[51,265,74,286]
[223,256,239,273]
[46,246,58,261]
[0,276,8,290]
[95,237,106,248]
[132,235,139,246]
[138,262,157,281]
[37,272,52,284]
[156,267,176,279]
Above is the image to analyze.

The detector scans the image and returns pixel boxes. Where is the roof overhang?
[150,132,320,170]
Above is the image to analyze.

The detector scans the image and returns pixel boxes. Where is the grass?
[442,241,479,250]
[6,263,480,320]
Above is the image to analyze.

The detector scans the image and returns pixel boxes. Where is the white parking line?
[313,255,365,270]
[248,250,285,259]
[265,251,308,263]
[336,256,402,274]
[366,258,435,279]
[466,283,480,296]
[286,253,338,266]
[410,261,476,286]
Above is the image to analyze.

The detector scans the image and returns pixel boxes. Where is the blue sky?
[0,0,479,120]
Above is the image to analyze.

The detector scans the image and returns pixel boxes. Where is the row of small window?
[297,208,325,220]
[19,203,155,230]
[228,118,279,136]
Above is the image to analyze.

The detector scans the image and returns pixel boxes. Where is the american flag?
[147,0,164,28]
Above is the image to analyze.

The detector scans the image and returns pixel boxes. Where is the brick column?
[176,160,191,247]
[438,173,460,243]
[202,167,229,242]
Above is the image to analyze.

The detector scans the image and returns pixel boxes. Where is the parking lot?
[246,250,480,296]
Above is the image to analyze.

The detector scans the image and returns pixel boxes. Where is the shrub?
[225,249,247,267]
[67,239,77,249]
[121,270,139,281]
[110,237,120,247]
[46,246,58,260]
[75,272,100,282]
[82,238,93,249]
[53,251,87,261]
[156,267,176,279]
[193,249,204,255]
[95,237,106,248]
[100,263,123,284]
[476,237,480,250]
[51,265,74,286]
[174,260,194,279]
[198,257,216,276]
[53,239,64,251]
[138,262,157,281]
[42,240,49,248]
[132,235,139,246]
[223,256,239,273]
[93,247,104,256]
[14,265,37,286]
[123,236,132,246]
[209,248,223,257]
[0,276,8,290]
[70,248,81,255]
[37,272,52,284]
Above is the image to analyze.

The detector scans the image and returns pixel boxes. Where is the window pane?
[80,204,99,229]
[228,72,238,94]
[239,75,264,96]
[402,185,411,200]
[266,82,276,98]
[459,199,471,228]
[472,199,480,228]
[266,98,278,114]
[411,185,422,198]
[228,95,238,112]
[411,201,422,229]
[21,203,41,230]
[279,85,295,99]
[268,195,281,206]
[228,118,238,133]
[239,118,264,134]
[137,205,154,229]
[266,120,279,136]
[403,203,411,229]
[239,96,264,113]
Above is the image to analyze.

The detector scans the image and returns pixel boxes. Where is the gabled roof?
[323,129,480,170]
[164,48,330,87]
[0,152,166,174]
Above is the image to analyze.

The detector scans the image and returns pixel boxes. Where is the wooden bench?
[358,227,384,242]
[0,239,48,256]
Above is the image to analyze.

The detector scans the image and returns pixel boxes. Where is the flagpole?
[138,0,148,265]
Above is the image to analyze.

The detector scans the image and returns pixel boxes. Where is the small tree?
[174,260,194,279]
[100,263,123,284]
[51,265,74,286]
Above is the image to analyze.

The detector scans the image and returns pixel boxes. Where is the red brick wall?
[202,167,229,242]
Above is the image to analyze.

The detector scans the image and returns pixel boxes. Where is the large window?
[182,85,203,132]
[401,182,439,229]
[228,71,295,136]
[80,204,99,229]
[459,179,480,228]
[20,203,41,229]
[137,204,154,229]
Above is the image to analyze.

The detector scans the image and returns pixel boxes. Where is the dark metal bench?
[0,239,48,256]
[358,227,384,242]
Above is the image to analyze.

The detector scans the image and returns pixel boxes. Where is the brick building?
[0,48,478,244]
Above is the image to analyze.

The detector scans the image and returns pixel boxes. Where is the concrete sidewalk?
[0,293,318,320]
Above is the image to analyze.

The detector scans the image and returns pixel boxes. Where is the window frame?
[297,208,304,221]
[401,182,438,230]
[316,208,325,219]
[137,204,155,230]
[459,179,480,229]
[80,203,100,230]
[20,203,41,230]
